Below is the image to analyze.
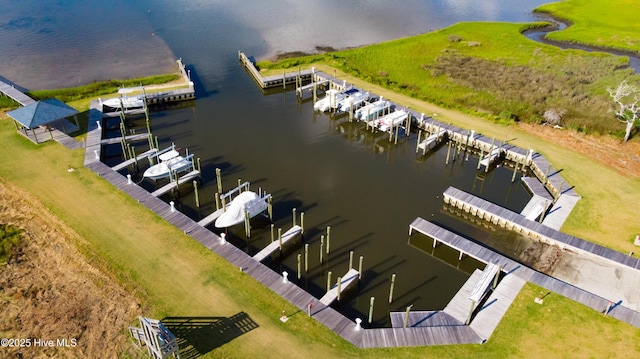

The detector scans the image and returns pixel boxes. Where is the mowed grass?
[537,0,640,53]
[2,110,640,357]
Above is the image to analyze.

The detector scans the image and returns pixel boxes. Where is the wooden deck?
[0,79,35,105]
[111,148,157,171]
[253,225,302,262]
[150,169,201,197]
[320,268,360,305]
[541,193,581,230]
[442,186,640,271]
[409,217,640,328]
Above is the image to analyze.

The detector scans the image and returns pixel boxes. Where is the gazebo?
[7,98,79,144]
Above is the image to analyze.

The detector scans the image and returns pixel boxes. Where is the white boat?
[102,96,144,110]
[215,191,269,228]
[355,98,391,122]
[143,150,193,180]
[313,89,346,112]
[336,91,369,113]
[374,110,408,131]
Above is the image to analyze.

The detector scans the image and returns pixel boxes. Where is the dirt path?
[0,179,144,359]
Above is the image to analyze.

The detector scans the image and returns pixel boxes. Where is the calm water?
[1,0,554,326]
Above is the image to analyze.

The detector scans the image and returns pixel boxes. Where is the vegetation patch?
[0,224,22,264]
[28,74,180,103]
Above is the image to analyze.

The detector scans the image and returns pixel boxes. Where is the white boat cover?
[215,191,268,228]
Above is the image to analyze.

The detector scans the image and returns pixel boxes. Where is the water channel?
[2,0,637,327]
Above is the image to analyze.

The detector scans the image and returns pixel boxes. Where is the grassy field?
[259,21,639,137]
[536,0,640,53]
[1,112,639,357]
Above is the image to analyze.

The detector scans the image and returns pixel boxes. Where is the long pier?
[408,217,640,328]
[441,187,640,270]
[0,79,35,106]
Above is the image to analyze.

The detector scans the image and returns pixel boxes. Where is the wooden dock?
[151,169,200,197]
[320,268,360,305]
[253,225,303,262]
[442,186,640,270]
[238,52,314,89]
[408,217,640,329]
[111,148,157,171]
[0,79,35,106]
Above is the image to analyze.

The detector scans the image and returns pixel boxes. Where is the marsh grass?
[536,0,640,53]
[263,21,639,138]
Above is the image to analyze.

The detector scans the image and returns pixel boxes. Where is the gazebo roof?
[7,98,78,129]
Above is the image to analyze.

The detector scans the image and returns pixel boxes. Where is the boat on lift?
[336,91,369,113]
[215,191,269,228]
[374,110,409,132]
[143,150,193,180]
[314,89,347,112]
[101,96,145,111]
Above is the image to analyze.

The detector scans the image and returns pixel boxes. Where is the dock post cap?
[94,150,99,159]
[220,233,226,244]
[96,120,102,129]
[127,174,132,185]
[355,318,362,331]
[282,271,289,284]
[170,201,175,212]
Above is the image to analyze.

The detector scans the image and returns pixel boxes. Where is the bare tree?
[607,80,640,142]
[542,108,567,127]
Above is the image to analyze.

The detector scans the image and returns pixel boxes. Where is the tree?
[607,80,640,142]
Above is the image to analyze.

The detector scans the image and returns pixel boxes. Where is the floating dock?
[253,225,303,262]
[320,268,360,305]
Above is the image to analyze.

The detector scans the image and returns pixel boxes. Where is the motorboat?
[374,110,408,131]
[215,191,269,228]
[337,91,369,113]
[102,96,144,110]
[355,97,391,122]
[143,150,193,180]
[313,89,346,112]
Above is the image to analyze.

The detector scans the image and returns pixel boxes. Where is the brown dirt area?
[518,123,640,179]
[0,179,144,359]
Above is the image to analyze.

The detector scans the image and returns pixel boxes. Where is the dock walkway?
[409,217,640,328]
[253,225,302,262]
[442,186,640,270]
[0,79,35,106]
[320,268,360,305]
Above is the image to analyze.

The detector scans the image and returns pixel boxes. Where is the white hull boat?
[374,110,408,131]
[215,191,269,228]
[337,91,369,113]
[143,150,193,180]
[102,96,144,110]
[314,89,346,112]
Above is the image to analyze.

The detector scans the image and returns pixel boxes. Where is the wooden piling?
[368,297,375,324]
[327,271,332,292]
[349,251,354,270]
[446,141,451,165]
[297,254,301,280]
[193,180,200,208]
[320,236,324,264]
[326,226,331,254]
[358,256,363,280]
[292,208,297,227]
[337,276,342,301]
[300,212,305,234]
[389,273,396,303]
[305,243,309,273]
[416,130,422,154]
[216,168,222,194]
[270,224,274,243]
[403,305,413,328]
[244,210,251,238]
[278,228,283,250]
